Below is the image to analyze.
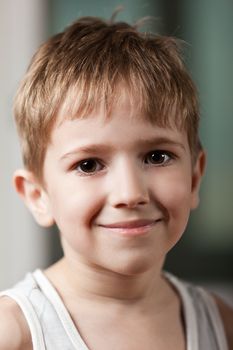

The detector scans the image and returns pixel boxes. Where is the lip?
[97,219,160,237]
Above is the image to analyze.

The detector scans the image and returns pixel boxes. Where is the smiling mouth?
[98,219,161,237]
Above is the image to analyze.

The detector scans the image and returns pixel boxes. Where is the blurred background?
[0,0,232,304]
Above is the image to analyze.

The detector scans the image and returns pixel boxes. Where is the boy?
[0,15,232,350]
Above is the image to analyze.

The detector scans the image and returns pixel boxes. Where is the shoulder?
[0,296,32,350]
[212,293,233,349]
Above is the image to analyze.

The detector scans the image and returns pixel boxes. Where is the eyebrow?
[60,137,185,161]
[60,144,113,161]
[137,137,185,150]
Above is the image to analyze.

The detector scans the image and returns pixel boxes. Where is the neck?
[45,256,168,306]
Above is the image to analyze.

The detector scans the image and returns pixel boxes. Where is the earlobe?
[13,169,55,227]
[191,150,206,210]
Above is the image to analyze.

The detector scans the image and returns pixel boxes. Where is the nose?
[107,160,150,209]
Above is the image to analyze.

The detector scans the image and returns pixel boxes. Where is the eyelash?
[73,150,175,176]
[72,158,105,176]
[144,150,174,166]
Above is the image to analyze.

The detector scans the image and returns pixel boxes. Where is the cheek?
[157,169,192,204]
[153,174,192,254]
[48,180,105,230]
[48,183,104,256]
[154,171,193,225]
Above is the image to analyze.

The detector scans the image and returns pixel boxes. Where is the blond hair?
[14,16,201,181]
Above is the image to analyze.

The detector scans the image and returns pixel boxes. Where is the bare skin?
[43,258,186,350]
[213,294,233,349]
[0,297,32,350]
[0,257,186,350]
[0,259,233,349]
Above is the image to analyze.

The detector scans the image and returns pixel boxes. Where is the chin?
[109,255,157,276]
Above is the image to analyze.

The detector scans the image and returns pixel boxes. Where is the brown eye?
[76,159,103,174]
[145,151,171,165]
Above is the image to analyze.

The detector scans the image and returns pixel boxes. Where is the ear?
[190,150,206,210]
[13,169,55,227]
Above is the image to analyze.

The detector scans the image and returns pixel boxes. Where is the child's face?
[39,93,203,275]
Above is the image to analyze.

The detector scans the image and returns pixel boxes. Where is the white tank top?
[0,270,228,350]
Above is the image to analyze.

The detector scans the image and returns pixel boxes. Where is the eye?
[144,150,172,166]
[75,158,104,175]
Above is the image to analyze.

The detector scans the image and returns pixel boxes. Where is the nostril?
[138,199,148,205]
[108,170,150,208]
[113,196,149,209]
